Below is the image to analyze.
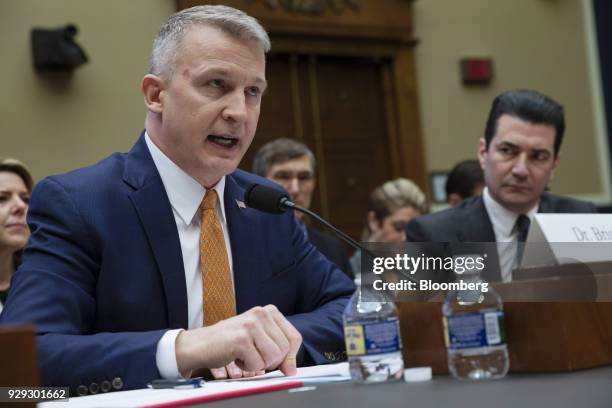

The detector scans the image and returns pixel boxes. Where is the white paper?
[38,363,350,408]
[220,362,350,382]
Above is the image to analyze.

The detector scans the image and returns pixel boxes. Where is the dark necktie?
[514,214,531,267]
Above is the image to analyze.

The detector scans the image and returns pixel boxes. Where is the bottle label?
[344,319,402,357]
[443,311,506,350]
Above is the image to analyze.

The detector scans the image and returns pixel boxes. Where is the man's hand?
[175,305,302,377]
[210,361,265,379]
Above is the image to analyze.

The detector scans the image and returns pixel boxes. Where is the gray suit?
[406,193,597,282]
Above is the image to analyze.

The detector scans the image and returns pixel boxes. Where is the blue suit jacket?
[0,134,354,393]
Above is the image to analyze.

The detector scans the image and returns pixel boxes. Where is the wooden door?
[241,53,393,240]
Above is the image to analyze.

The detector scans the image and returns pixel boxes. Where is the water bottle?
[442,256,509,380]
[343,273,405,383]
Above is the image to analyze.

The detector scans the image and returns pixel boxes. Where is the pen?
[148,377,205,389]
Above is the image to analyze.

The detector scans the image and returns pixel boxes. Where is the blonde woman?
[350,178,427,274]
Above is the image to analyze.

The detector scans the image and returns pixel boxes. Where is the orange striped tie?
[200,189,235,326]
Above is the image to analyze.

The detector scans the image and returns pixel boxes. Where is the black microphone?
[244,183,362,251]
[244,183,294,214]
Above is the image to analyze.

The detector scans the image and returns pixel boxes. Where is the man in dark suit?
[407,89,596,282]
[0,5,354,394]
[253,138,353,278]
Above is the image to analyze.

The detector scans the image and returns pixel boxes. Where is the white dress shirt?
[482,187,537,282]
[144,133,235,379]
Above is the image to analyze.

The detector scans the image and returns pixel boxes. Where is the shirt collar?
[482,187,538,238]
[144,132,227,226]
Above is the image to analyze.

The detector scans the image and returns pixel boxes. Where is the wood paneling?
[0,326,39,408]
[311,55,391,237]
[399,301,612,374]
[241,54,295,172]
[241,54,393,239]
[398,269,612,373]
[178,0,415,40]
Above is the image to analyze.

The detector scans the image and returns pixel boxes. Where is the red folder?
[142,380,304,408]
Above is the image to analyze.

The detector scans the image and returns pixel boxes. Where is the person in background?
[349,178,427,276]
[0,159,33,314]
[253,138,353,278]
[407,89,596,282]
[445,159,484,207]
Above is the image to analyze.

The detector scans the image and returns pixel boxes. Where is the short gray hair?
[252,138,316,177]
[149,5,271,79]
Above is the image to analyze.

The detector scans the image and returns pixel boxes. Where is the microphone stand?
[282,198,420,287]
[282,199,362,252]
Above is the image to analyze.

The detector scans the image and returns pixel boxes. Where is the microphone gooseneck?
[244,183,362,251]
[244,183,420,286]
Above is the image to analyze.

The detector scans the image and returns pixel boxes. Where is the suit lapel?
[123,134,188,329]
[460,196,496,242]
[224,174,259,313]
[460,196,501,282]
[538,193,553,213]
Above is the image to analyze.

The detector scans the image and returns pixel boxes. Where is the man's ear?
[478,138,488,170]
[141,74,165,114]
[549,153,561,180]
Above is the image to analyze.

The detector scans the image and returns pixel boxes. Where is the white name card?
[521,213,612,267]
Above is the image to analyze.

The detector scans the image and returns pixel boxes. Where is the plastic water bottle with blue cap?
[343,257,404,383]
[442,254,509,380]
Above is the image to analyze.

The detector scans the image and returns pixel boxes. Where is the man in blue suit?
[0,5,354,395]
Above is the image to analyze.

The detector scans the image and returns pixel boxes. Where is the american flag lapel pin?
[236,199,246,209]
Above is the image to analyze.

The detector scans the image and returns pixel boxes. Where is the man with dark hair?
[408,89,596,282]
[253,138,353,278]
[445,159,484,207]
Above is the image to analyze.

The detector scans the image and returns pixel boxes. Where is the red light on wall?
[460,58,493,85]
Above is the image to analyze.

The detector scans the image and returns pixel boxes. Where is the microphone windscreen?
[244,184,289,214]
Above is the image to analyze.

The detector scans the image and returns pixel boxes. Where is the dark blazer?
[307,227,353,279]
[406,193,597,282]
[0,134,354,393]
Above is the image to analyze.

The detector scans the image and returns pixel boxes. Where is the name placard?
[521,214,612,267]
